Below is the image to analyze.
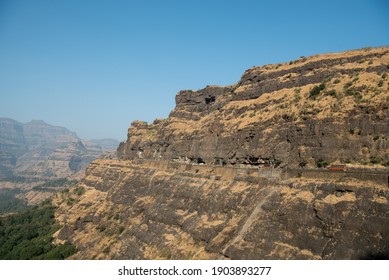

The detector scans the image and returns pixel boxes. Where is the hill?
[0,118,118,207]
[54,47,389,260]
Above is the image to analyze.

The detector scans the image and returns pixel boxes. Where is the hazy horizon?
[1,0,388,140]
[0,116,121,141]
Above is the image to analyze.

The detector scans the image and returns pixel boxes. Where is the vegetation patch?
[324,89,338,98]
[369,156,381,165]
[0,189,29,215]
[316,159,329,168]
[0,200,76,259]
[73,186,85,196]
[309,83,325,99]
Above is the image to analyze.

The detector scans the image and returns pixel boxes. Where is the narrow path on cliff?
[222,186,279,255]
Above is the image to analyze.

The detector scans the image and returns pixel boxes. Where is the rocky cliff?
[117,47,389,168]
[54,47,389,259]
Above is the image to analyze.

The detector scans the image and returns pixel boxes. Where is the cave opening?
[191,157,206,165]
[205,96,216,104]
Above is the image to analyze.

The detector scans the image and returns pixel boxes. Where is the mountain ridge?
[0,118,119,206]
[54,47,389,259]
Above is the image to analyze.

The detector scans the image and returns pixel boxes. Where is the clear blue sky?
[1,0,388,140]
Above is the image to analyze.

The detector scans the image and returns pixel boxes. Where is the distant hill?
[0,118,28,178]
[0,118,120,206]
[0,118,116,180]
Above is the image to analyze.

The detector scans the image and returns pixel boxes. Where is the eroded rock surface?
[118,48,389,168]
[55,159,389,259]
[55,47,389,259]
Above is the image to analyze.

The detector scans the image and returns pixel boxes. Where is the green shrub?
[325,90,337,97]
[97,224,106,233]
[118,226,125,234]
[370,156,381,164]
[353,92,363,102]
[344,81,353,89]
[66,197,75,205]
[316,159,329,168]
[343,86,362,102]
[73,186,85,196]
[294,88,301,94]
[309,83,325,99]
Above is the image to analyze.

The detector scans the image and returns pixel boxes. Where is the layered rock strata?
[55,159,389,259]
[118,48,389,168]
[55,47,389,259]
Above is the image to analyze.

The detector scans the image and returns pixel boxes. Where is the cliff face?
[118,47,389,168]
[54,47,389,260]
[55,159,389,260]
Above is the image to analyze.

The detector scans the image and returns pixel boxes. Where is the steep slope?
[55,159,388,259]
[54,47,389,260]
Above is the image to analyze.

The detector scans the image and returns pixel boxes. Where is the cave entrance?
[191,157,206,165]
[247,157,260,166]
[205,96,216,104]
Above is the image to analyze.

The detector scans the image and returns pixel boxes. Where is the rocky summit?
[54,47,389,259]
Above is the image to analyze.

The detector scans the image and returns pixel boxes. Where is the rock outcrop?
[54,47,389,259]
[118,47,389,168]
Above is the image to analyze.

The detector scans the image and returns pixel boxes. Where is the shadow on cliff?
[360,251,389,260]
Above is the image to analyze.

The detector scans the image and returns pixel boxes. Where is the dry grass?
[321,192,357,204]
